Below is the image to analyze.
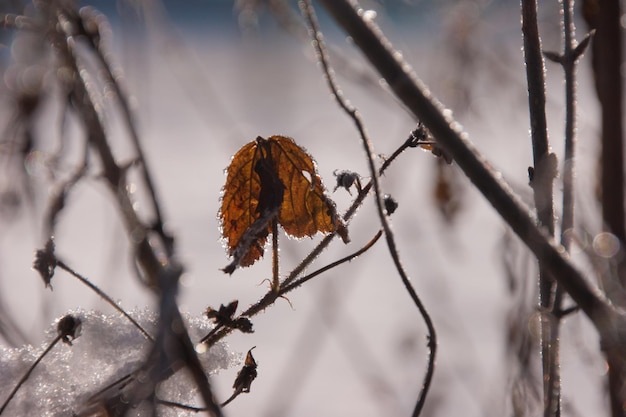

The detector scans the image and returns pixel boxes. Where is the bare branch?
[520,1,559,415]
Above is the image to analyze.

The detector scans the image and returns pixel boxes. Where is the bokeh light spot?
[593,232,620,259]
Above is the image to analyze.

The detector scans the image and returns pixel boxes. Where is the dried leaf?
[266,136,348,241]
[220,139,284,272]
[221,347,258,407]
[205,300,239,322]
[220,135,349,272]
[234,347,257,391]
[205,300,254,333]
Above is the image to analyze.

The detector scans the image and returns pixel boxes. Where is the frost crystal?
[0,309,238,416]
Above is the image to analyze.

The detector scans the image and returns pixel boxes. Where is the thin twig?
[540,1,590,414]
[520,1,558,415]
[0,334,63,414]
[198,323,224,345]
[279,230,382,294]
[301,2,437,416]
[157,399,206,412]
[557,0,579,254]
[0,315,80,415]
[379,130,432,174]
[56,259,154,341]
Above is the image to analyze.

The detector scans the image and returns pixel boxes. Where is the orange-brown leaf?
[219,135,348,273]
[220,141,278,271]
[263,136,348,242]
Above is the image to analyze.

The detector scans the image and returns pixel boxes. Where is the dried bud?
[33,238,57,288]
[383,194,398,215]
[333,170,361,195]
[57,315,81,345]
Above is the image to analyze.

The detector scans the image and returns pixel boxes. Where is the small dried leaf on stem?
[205,300,254,334]
[221,347,258,407]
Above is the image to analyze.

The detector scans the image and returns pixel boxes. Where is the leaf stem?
[272,218,280,292]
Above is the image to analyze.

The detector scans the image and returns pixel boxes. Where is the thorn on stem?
[573,30,594,59]
[543,50,563,64]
